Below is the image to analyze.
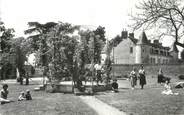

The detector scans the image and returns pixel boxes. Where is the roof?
[169,42,179,52]
[137,31,149,45]
[128,36,138,44]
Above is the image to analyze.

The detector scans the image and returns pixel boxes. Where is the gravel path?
[80,96,126,115]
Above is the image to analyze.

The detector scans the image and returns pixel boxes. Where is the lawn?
[95,76,184,115]
[0,80,97,115]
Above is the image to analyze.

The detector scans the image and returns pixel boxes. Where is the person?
[162,80,178,95]
[94,62,102,85]
[158,68,164,84]
[76,76,85,92]
[111,79,119,92]
[18,91,25,101]
[129,67,137,90]
[25,72,29,85]
[25,90,32,100]
[0,84,11,104]
[138,65,146,89]
[19,76,23,85]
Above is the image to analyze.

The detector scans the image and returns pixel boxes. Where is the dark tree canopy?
[181,49,184,60]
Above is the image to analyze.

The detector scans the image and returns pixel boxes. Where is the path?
[79,96,126,115]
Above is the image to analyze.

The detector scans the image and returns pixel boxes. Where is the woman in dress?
[138,65,146,89]
[158,68,164,84]
[129,67,137,90]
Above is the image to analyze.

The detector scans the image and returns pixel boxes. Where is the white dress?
[162,84,178,95]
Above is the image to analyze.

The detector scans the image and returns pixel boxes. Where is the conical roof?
[169,42,179,52]
[137,31,148,45]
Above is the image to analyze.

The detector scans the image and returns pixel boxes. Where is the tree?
[0,22,15,80]
[181,49,184,60]
[10,37,28,75]
[130,0,184,48]
[46,22,79,81]
[0,22,15,53]
[25,22,57,66]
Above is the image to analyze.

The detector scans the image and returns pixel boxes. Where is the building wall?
[140,45,150,64]
[114,38,136,64]
[113,38,177,64]
[170,52,179,63]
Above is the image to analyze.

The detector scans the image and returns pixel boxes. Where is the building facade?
[113,31,179,64]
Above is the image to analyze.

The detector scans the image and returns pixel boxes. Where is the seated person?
[162,80,178,95]
[0,84,11,104]
[25,90,32,100]
[111,79,119,92]
[18,91,25,101]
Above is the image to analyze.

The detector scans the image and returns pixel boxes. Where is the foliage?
[0,22,15,53]
[25,21,107,82]
[24,22,58,66]
[181,49,184,60]
[10,37,28,75]
[46,22,79,80]
[130,0,184,48]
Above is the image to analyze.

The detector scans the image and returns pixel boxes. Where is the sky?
[0,0,182,48]
[0,0,137,39]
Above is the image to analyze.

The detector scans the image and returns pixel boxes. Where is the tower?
[135,31,149,64]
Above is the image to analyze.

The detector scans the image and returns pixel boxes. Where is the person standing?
[129,67,137,90]
[158,68,164,84]
[94,62,102,85]
[138,65,146,89]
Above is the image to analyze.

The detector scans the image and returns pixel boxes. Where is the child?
[162,80,178,95]
[25,90,32,100]
[0,84,11,104]
[18,91,25,101]
[111,79,119,92]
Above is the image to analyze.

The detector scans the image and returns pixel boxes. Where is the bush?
[178,75,184,80]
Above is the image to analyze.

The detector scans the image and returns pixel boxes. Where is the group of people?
[129,65,146,90]
[17,72,30,85]
[0,84,32,105]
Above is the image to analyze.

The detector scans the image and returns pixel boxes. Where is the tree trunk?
[175,41,184,48]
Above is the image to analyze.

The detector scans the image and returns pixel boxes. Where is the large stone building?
[113,31,179,64]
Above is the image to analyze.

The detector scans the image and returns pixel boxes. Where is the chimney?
[129,33,134,38]
[121,30,128,39]
[153,40,159,44]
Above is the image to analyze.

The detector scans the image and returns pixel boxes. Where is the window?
[152,58,155,64]
[130,47,133,53]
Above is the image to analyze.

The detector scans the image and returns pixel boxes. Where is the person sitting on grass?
[18,91,25,101]
[162,80,178,95]
[111,79,119,92]
[0,84,12,104]
[25,90,32,100]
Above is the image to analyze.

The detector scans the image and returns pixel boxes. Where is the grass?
[95,76,184,115]
[0,81,97,115]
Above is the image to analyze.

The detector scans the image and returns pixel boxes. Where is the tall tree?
[181,49,184,60]
[24,22,57,66]
[46,22,79,80]
[0,22,14,53]
[130,0,184,48]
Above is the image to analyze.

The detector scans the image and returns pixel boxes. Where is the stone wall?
[112,64,184,78]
